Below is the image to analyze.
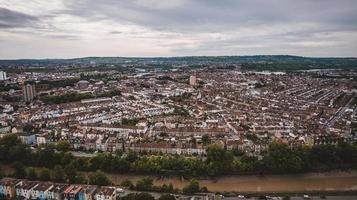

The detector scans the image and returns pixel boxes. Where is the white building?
[189,75,197,86]
[0,71,6,81]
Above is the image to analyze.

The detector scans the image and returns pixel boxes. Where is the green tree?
[122,193,154,200]
[200,186,208,193]
[158,194,175,200]
[182,179,200,194]
[39,168,51,181]
[206,144,233,175]
[126,150,139,162]
[135,193,155,200]
[202,134,211,146]
[112,157,131,173]
[121,193,137,200]
[115,149,123,157]
[26,167,38,180]
[56,140,71,152]
[61,153,76,167]
[12,162,26,179]
[0,135,30,162]
[264,142,304,173]
[121,118,139,126]
[159,183,175,193]
[53,165,65,182]
[135,177,154,191]
[64,164,78,183]
[231,147,244,157]
[0,134,21,147]
[75,173,88,184]
[88,153,114,171]
[88,170,111,186]
[0,167,5,179]
[34,145,59,168]
[9,144,31,162]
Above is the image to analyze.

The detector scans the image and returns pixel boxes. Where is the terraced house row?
[0,178,119,200]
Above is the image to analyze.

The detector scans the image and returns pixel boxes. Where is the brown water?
[108,171,357,193]
[3,165,357,193]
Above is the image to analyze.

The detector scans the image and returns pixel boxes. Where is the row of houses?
[0,178,225,200]
[127,142,206,155]
[0,178,118,200]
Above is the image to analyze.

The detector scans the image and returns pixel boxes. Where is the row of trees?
[40,92,94,104]
[121,118,140,126]
[241,62,357,72]
[121,193,175,200]
[8,163,111,186]
[37,78,80,90]
[121,177,179,193]
[263,142,357,173]
[0,83,20,92]
[120,177,206,196]
[40,89,121,104]
[2,162,201,195]
[0,167,4,179]
[1,135,357,178]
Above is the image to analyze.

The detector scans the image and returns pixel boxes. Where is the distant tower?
[23,84,36,102]
[189,75,197,86]
[0,71,7,81]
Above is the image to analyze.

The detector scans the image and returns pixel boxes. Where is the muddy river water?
[107,171,357,193]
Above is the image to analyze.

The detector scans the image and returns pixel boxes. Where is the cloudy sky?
[0,0,357,59]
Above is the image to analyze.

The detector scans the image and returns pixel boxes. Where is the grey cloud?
[64,0,357,33]
[1,0,357,58]
[109,31,123,34]
[48,34,80,40]
[0,7,39,29]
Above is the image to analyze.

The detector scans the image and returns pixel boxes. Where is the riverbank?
[2,164,357,194]
[107,170,357,193]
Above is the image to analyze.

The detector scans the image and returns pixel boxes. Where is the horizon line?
[1,54,357,61]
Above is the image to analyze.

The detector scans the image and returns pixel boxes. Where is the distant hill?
[0,55,356,71]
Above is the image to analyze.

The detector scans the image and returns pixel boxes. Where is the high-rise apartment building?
[0,71,7,81]
[23,84,36,102]
[189,75,197,86]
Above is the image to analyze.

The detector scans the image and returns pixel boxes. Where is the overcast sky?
[0,0,357,59]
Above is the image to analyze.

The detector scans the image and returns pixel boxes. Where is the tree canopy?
[88,170,111,186]
[182,179,200,194]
